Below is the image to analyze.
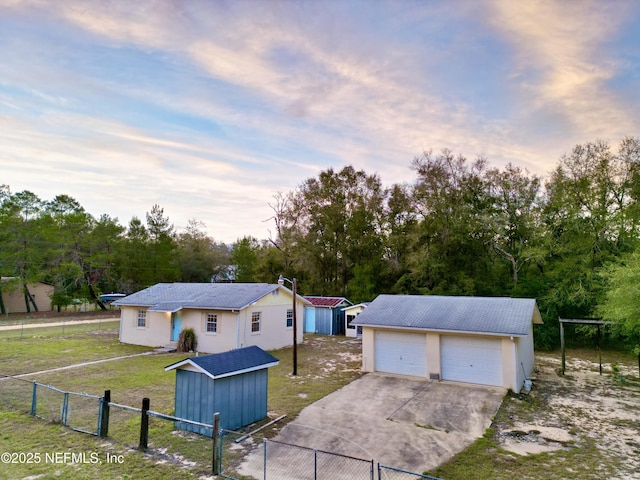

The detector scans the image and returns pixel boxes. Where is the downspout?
[235,311,241,349]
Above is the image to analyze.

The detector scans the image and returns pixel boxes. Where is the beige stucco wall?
[361,326,527,390]
[515,324,535,392]
[2,282,53,313]
[119,287,305,352]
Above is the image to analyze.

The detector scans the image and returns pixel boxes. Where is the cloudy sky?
[2,1,639,243]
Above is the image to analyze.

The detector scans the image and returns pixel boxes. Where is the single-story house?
[114,283,311,352]
[352,295,543,392]
[343,303,369,338]
[165,346,279,434]
[303,296,352,335]
[0,277,53,313]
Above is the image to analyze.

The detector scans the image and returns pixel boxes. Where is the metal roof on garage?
[352,294,542,336]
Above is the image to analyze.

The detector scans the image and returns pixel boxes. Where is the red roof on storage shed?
[304,296,350,308]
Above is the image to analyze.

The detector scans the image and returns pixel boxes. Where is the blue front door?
[171,312,182,342]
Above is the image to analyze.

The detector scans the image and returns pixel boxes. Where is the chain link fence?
[1,375,441,480]
[0,375,33,412]
[224,435,378,480]
[105,401,141,448]
[378,464,442,480]
[0,318,119,340]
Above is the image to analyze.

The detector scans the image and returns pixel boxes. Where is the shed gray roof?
[114,283,288,311]
[352,295,541,336]
[165,346,279,380]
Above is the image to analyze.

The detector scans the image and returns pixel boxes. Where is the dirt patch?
[494,354,640,478]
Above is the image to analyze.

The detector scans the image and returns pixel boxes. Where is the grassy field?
[0,325,150,376]
[0,323,363,479]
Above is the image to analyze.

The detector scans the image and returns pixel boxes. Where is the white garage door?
[441,336,503,386]
[375,331,426,377]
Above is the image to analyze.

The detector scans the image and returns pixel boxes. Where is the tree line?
[1,137,640,352]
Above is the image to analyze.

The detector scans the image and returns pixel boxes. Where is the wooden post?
[560,318,565,375]
[139,397,150,451]
[212,412,220,475]
[100,390,110,438]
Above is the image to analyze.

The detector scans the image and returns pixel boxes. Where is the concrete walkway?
[0,317,119,331]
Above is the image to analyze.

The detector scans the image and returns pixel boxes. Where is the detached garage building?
[352,295,542,392]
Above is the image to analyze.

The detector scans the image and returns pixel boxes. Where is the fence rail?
[1,374,441,480]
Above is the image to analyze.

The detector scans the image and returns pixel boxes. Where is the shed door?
[375,331,426,377]
[440,336,503,386]
[315,308,333,335]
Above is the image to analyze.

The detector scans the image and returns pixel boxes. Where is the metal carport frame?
[559,318,612,375]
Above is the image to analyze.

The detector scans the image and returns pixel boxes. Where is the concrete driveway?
[240,373,505,476]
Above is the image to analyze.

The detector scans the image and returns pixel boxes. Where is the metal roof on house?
[352,294,542,336]
[304,296,353,308]
[114,283,288,311]
[164,346,279,380]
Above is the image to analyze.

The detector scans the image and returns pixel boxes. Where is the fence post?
[212,412,220,475]
[99,390,111,438]
[263,438,267,480]
[138,397,150,451]
[30,382,37,416]
[314,449,318,480]
[62,392,69,426]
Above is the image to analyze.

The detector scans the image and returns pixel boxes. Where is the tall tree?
[485,164,543,288]
[0,190,47,311]
[177,219,228,282]
[407,150,494,295]
[145,204,179,284]
[596,250,640,368]
[230,236,260,282]
[271,166,387,298]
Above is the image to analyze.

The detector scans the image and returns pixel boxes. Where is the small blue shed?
[164,346,279,435]
[304,296,353,335]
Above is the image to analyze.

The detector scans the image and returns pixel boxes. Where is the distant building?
[0,277,53,313]
[303,296,353,335]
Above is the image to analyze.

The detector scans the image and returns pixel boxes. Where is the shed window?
[206,313,217,333]
[137,310,146,328]
[251,312,261,333]
[286,309,293,328]
[346,314,356,329]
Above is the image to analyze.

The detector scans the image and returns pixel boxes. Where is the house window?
[286,309,293,328]
[137,309,146,328]
[251,312,261,333]
[346,314,356,329]
[206,313,217,333]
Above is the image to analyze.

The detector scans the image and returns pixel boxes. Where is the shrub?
[177,328,197,352]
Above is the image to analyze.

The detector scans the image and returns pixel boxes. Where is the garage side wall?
[515,325,535,392]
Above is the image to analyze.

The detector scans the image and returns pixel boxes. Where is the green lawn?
[0,325,363,479]
[0,325,151,376]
